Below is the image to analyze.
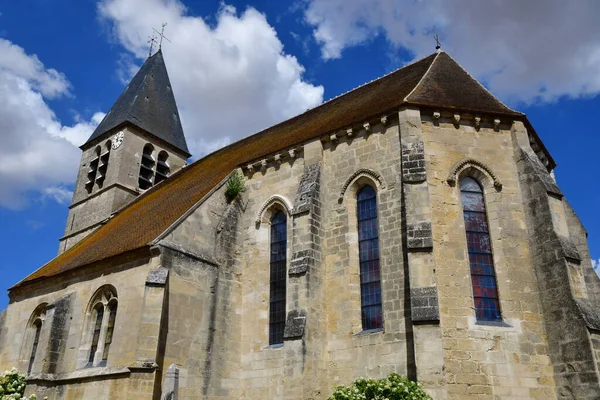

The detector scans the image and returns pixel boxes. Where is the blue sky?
[0,0,599,309]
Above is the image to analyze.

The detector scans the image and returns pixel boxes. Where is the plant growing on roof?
[0,367,44,399]
[225,171,245,203]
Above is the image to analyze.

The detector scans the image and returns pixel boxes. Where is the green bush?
[0,368,41,400]
[328,373,432,400]
[224,171,245,203]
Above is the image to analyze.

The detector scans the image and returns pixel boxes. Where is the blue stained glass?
[357,185,383,330]
[269,211,287,344]
[461,178,502,322]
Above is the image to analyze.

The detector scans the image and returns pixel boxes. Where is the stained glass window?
[89,306,104,364]
[102,302,117,361]
[28,320,42,375]
[357,185,383,330]
[269,211,287,345]
[460,177,501,321]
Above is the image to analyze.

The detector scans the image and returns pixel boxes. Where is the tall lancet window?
[86,287,118,367]
[154,151,170,185]
[460,177,501,321]
[269,211,287,345]
[357,185,383,330]
[27,320,42,375]
[139,144,155,190]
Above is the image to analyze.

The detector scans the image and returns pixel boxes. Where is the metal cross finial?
[147,34,158,58]
[434,34,441,52]
[153,22,171,50]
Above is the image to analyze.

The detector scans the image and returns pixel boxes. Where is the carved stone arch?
[447,158,502,191]
[339,168,386,203]
[86,284,118,311]
[255,195,293,226]
[26,303,48,328]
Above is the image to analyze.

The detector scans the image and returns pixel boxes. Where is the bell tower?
[59,50,190,254]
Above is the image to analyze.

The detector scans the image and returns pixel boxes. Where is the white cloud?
[98,0,324,157]
[42,186,74,204]
[0,38,102,209]
[304,0,600,104]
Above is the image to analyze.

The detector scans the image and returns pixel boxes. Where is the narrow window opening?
[269,211,287,345]
[139,144,155,190]
[154,151,170,185]
[86,146,101,193]
[102,302,117,361]
[96,141,111,188]
[88,305,104,364]
[460,177,502,321]
[27,320,42,375]
[357,185,383,330]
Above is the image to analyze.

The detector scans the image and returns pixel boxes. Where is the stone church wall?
[0,253,161,399]
[422,113,558,399]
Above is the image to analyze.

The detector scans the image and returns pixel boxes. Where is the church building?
[0,48,599,399]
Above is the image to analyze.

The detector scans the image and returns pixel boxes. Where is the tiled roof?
[84,50,190,156]
[14,51,536,287]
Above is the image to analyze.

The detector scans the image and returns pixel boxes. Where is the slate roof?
[13,51,549,288]
[84,50,190,156]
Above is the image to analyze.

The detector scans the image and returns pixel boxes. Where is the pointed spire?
[84,50,190,156]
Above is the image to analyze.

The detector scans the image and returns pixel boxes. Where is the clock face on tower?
[112,131,124,149]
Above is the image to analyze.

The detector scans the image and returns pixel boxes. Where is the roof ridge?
[321,52,438,107]
[403,51,441,103]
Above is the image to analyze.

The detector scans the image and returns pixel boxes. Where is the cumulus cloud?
[0,39,102,209]
[98,0,324,157]
[304,0,600,104]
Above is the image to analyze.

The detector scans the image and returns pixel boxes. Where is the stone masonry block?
[401,141,427,183]
[283,309,307,340]
[411,287,440,322]
[289,250,311,276]
[47,292,75,374]
[575,299,600,331]
[407,222,433,250]
[524,151,562,197]
[557,236,582,262]
[146,266,169,286]
[292,164,320,215]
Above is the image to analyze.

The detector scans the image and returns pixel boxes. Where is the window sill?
[354,327,384,336]
[467,316,521,333]
[475,320,511,328]
[263,343,284,349]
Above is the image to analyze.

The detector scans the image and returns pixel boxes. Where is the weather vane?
[147,34,158,58]
[153,22,171,50]
[434,34,441,52]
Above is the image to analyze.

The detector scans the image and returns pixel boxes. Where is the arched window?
[96,141,111,188]
[269,211,287,345]
[154,151,170,185]
[357,185,383,330]
[86,146,102,193]
[139,144,155,190]
[460,177,501,321]
[86,287,118,367]
[28,320,42,375]
[25,304,46,375]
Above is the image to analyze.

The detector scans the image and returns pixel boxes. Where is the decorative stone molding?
[363,122,371,132]
[329,133,338,143]
[288,149,296,159]
[380,115,388,126]
[453,114,461,125]
[283,309,307,340]
[338,168,386,202]
[493,119,501,130]
[432,111,441,120]
[255,195,293,225]
[447,158,503,190]
[346,128,354,137]
[474,116,481,129]
[410,287,440,322]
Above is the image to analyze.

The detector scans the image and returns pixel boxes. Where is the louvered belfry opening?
[155,151,170,185]
[139,144,155,190]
